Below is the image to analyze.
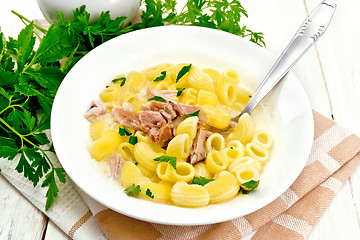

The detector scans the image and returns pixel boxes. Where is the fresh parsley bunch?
[0,0,265,211]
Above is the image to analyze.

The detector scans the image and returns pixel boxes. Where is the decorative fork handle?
[239,0,336,116]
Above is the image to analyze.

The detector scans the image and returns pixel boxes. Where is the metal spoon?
[234,0,336,120]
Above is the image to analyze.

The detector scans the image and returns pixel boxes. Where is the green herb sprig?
[154,155,177,169]
[124,184,141,196]
[1,0,265,211]
[191,176,214,186]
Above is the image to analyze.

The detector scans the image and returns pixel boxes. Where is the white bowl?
[36,0,140,23]
[51,26,314,225]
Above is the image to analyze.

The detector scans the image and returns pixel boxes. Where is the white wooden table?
[1,0,359,239]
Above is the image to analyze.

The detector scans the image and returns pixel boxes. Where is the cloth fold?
[1,111,360,240]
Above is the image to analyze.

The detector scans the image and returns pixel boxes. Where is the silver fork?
[233,0,336,120]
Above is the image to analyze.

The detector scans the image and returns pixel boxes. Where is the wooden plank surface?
[0,0,359,239]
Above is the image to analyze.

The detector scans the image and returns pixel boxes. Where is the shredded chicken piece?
[139,111,173,147]
[140,100,177,122]
[112,106,141,130]
[110,154,125,179]
[170,102,209,123]
[84,100,106,121]
[139,111,166,133]
[190,127,213,165]
[157,124,173,147]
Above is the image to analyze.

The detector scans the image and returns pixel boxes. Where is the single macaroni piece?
[202,105,231,129]
[156,162,195,183]
[89,116,112,140]
[166,134,191,161]
[86,63,274,208]
[245,142,270,166]
[202,68,220,86]
[179,88,198,105]
[127,71,146,92]
[222,146,244,165]
[187,65,215,92]
[117,142,135,161]
[216,70,239,106]
[205,150,228,174]
[138,180,172,203]
[227,113,255,143]
[194,162,212,179]
[175,116,199,142]
[204,171,240,203]
[89,129,121,161]
[198,89,218,106]
[236,86,252,105]
[120,161,149,188]
[100,82,123,102]
[234,165,260,187]
[133,142,164,172]
[170,181,210,207]
[229,156,263,175]
[206,133,226,153]
[252,130,273,150]
[119,93,137,106]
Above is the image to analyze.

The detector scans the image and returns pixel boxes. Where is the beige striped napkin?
[1,111,360,239]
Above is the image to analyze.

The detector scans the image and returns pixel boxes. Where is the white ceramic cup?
[36,0,140,24]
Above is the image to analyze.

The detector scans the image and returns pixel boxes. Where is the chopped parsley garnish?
[176,87,185,96]
[183,110,200,117]
[118,126,132,136]
[124,184,141,196]
[129,136,138,145]
[176,64,192,83]
[134,162,138,166]
[148,96,166,102]
[191,176,214,186]
[153,155,177,170]
[249,95,252,98]
[153,71,166,82]
[146,188,154,199]
[241,180,260,194]
[112,76,126,86]
[230,146,234,149]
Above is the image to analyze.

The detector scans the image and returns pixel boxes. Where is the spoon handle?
[240,0,336,116]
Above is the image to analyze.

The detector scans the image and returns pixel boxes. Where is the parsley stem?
[0,116,55,170]
[11,10,48,34]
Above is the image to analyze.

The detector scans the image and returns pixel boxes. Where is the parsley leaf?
[148,96,166,102]
[241,180,260,194]
[192,176,214,186]
[16,22,35,72]
[112,77,126,87]
[153,71,166,82]
[176,87,185,96]
[129,136,138,145]
[184,110,200,117]
[146,188,155,199]
[154,155,177,169]
[176,64,191,83]
[124,184,141,196]
[119,126,132,136]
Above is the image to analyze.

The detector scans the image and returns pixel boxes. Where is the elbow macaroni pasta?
[86,63,274,208]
